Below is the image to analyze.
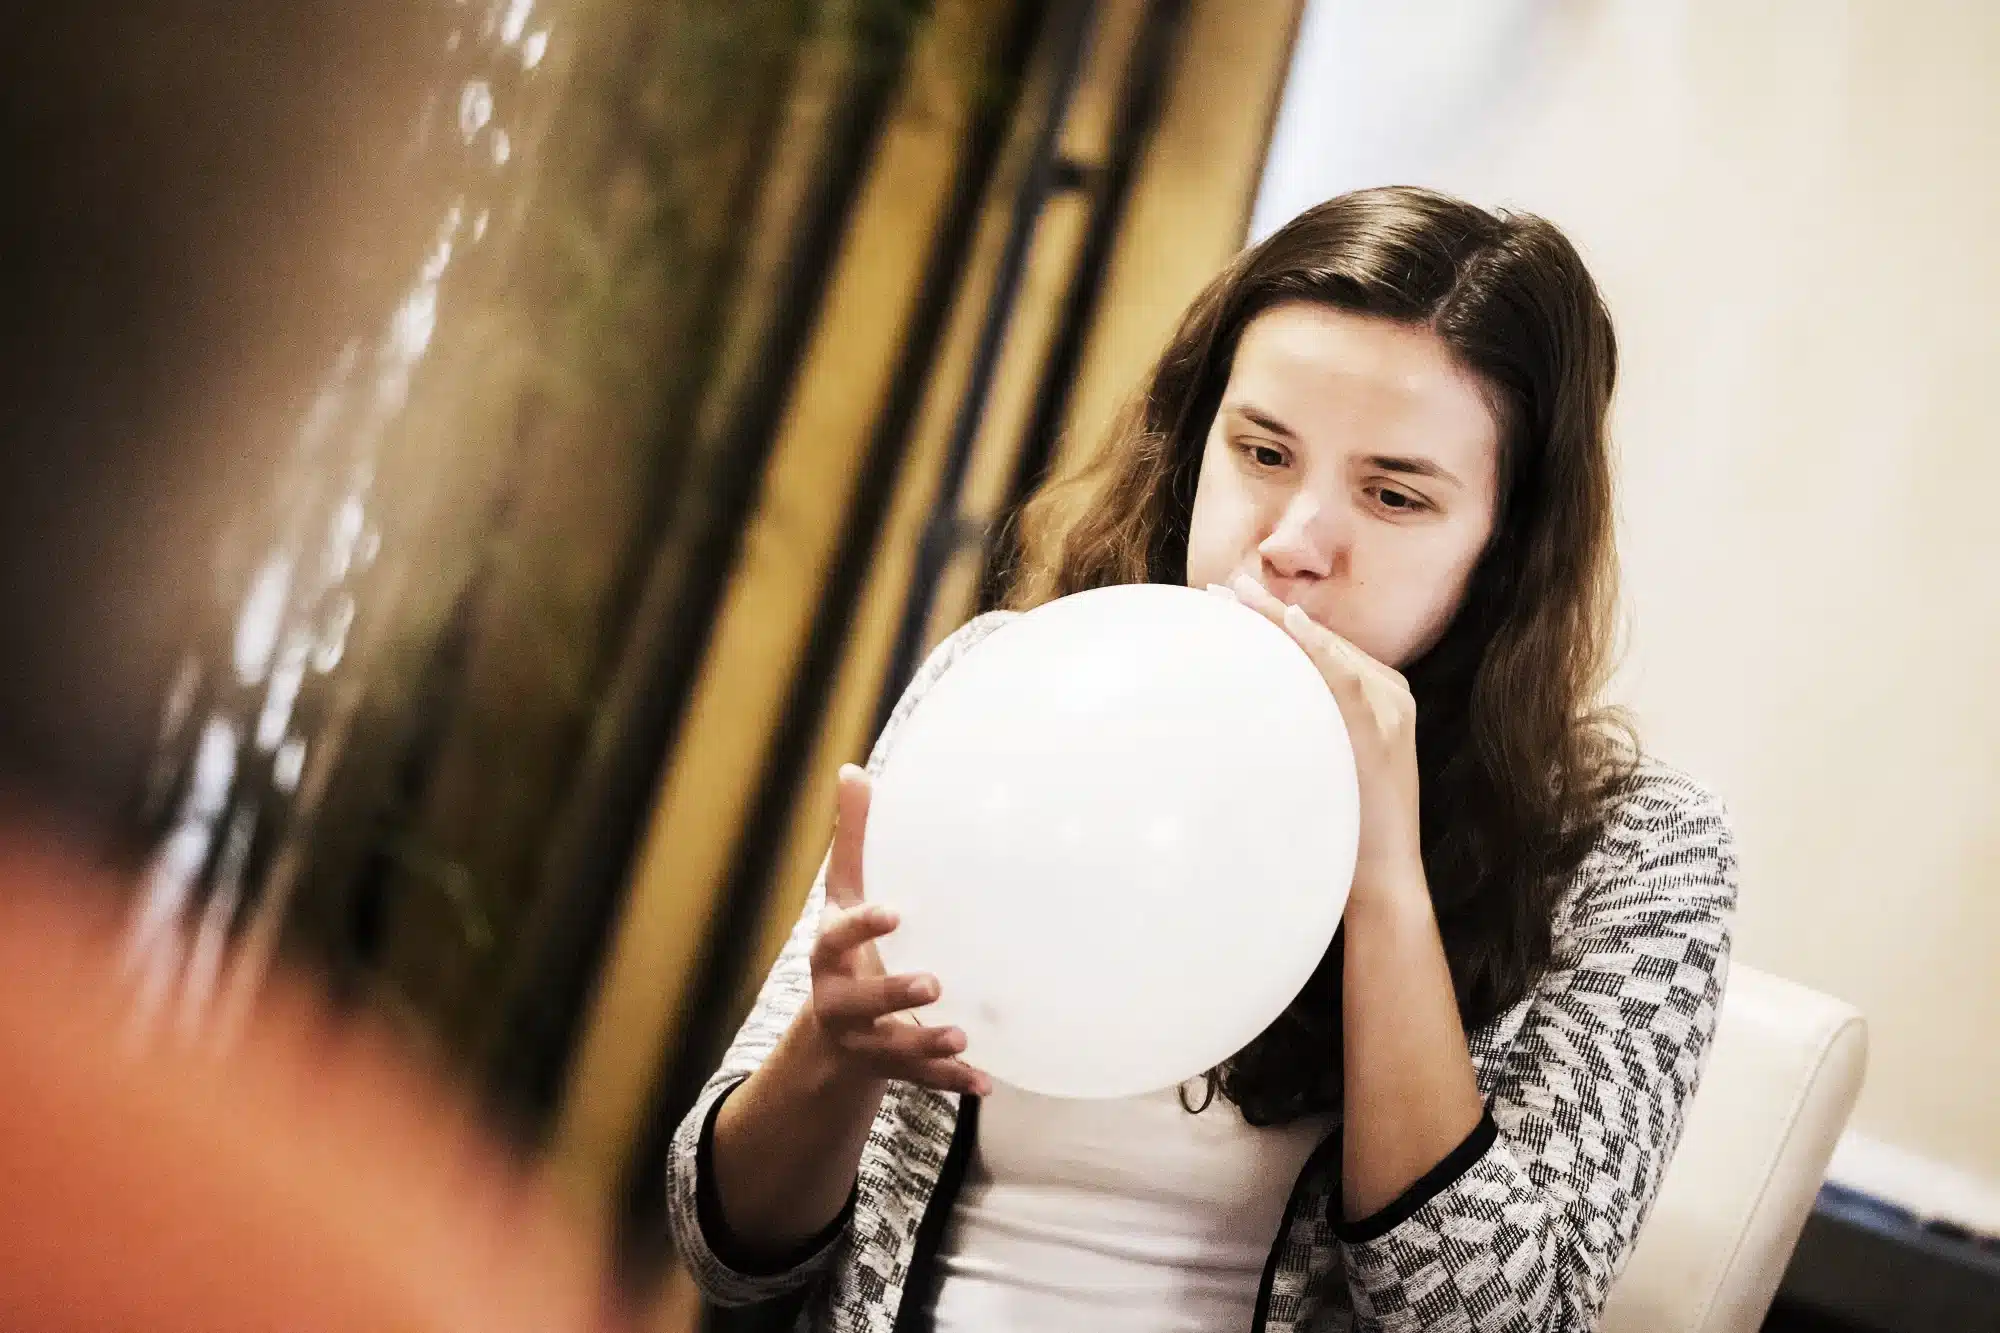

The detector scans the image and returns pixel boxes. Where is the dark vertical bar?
[869,0,1101,742]
[976,0,1191,612]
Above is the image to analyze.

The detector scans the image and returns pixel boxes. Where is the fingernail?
[914,977,939,1002]
[839,763,865,782]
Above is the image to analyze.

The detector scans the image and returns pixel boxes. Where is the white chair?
[1603,965,1868,1333]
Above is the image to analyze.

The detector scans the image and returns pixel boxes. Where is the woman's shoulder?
[1604,756,1733,843]
[908,610,1021,692]
[1565,755,1740,923]
[867,611,1022,772]
[942,608,1022,655]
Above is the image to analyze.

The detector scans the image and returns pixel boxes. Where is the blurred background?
[0,1,1994,1330]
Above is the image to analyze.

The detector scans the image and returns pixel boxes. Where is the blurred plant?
[130,0,963,1094]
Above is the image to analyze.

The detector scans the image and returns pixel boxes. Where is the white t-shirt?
[930,1079,1333,1332]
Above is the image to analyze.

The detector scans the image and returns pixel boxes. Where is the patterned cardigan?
[667,611,1739,1332]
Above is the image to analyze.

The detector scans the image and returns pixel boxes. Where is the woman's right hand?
[804,764,992,1097]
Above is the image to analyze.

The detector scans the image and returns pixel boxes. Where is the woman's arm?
[708,772,987,1259]
[1339,780,1735,1330]
[1338,875,1485,1221]
[1217,575,1485,1219]
[705,997,892,1257]
[664,614,1012,1307]
[664,860,862,1308]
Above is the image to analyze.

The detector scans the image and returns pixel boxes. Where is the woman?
[666,187,1737,1333]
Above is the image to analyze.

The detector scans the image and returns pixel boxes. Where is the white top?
[930,1079,1333,1333]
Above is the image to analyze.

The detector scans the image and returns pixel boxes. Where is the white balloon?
[866,584,1358,1100]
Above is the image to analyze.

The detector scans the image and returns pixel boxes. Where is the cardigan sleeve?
[664,612,1016,1307]
[1338,768,1738,1332]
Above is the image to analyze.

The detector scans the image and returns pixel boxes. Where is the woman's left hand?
[1213,575,1426,901]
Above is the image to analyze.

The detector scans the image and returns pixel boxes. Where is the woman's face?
[1184,302,1502,669]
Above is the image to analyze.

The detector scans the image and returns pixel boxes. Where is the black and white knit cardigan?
[667,611,1738,1332]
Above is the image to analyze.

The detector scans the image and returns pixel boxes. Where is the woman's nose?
[1257,492,1344,584]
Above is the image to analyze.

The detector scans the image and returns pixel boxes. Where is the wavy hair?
[996,187,1638,1125]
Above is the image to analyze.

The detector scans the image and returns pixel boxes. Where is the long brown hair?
[996,186,1637,1125]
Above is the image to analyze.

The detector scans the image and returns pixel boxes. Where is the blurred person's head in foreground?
[0,830,626,1333]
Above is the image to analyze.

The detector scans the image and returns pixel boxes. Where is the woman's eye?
[1370,485,1426,513]
[1244,443,1286,468]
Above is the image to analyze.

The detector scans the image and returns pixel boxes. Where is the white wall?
[1254,0,2000,1229]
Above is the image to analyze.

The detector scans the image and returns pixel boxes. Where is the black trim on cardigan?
[1251,1127,1347,1332]
[893,1093,983,1333]
[1329,1108,1500,1244]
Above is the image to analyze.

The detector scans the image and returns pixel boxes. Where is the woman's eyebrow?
[1226,402,1299,440]
[1366,454,1463,488]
